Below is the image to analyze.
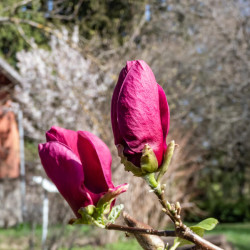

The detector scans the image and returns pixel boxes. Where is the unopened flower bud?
[111,60,170,169]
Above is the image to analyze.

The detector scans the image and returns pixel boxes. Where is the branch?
[106,221,220,249]
[106,223,175,237]
[154,191,223,250]
[46,0,84,21]
[0,17,54,34]
[16,23,37,48]
[3,0,33,14]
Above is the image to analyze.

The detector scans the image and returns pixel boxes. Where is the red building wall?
[0,73,20,179]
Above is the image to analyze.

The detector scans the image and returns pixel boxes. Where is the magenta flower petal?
[111,61,140,146]
[158,84,170,151]
[77,131,114,194]
[111,67,128,146]
[39,127,127,218]
[46,126,80,159]
[117,61,164,165]
[38,141,92,217]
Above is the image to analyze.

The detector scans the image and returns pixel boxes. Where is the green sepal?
[72,205,105,228]
[72,203,125,228]
[96,185,128,224]
[117,144,159,176]
[97,184,128,209]
[95,199,111,216]
[124,160,144,177]
[157,140,175,182]
[69,185,128,228]
[170,218,218,249]
[140,144,158,174]
[108,204,124,223]
[84,204,95,215]
[117,144,144,176]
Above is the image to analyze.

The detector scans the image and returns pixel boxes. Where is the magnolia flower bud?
[39,126,127,217]
[111,60,170,169]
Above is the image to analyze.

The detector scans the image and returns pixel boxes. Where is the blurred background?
[0,0,249,249]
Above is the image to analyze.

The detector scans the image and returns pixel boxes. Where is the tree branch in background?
[3,0,33,14]
[16,24,37,48]
[0,17,53,33]
[48,0,84,20]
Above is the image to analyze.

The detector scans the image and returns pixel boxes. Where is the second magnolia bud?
[111,60,170,169]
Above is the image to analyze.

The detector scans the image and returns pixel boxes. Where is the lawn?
[78,223,250,250]
[206,223,250,250]
[0,223,249,249]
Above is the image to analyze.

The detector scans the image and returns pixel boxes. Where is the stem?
[143,173,162,196]
[155,192,176,224]
[106,223,222,250]
[106,223,175,237]
[142,172,222,249]
[154,192,223,250]
[178,228,223,250]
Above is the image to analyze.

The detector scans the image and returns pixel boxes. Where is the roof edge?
[0,56,23,86]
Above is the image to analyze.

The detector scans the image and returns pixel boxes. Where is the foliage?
[44,0,145,46]
[0,0,145,65]
[0,0,49,65]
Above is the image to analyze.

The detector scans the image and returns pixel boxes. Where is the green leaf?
[195,218,219,231]
[108,204,124,223]
[190,226,204,236]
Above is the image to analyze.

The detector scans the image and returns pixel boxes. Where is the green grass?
[77,223,250,250]
[206,223,250,250]
[0,224,91,250]
[0,223,249,250]
[66,238,139,250]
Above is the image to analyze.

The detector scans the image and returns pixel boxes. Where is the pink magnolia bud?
[111,60,170,167]
[38,126,127,217]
